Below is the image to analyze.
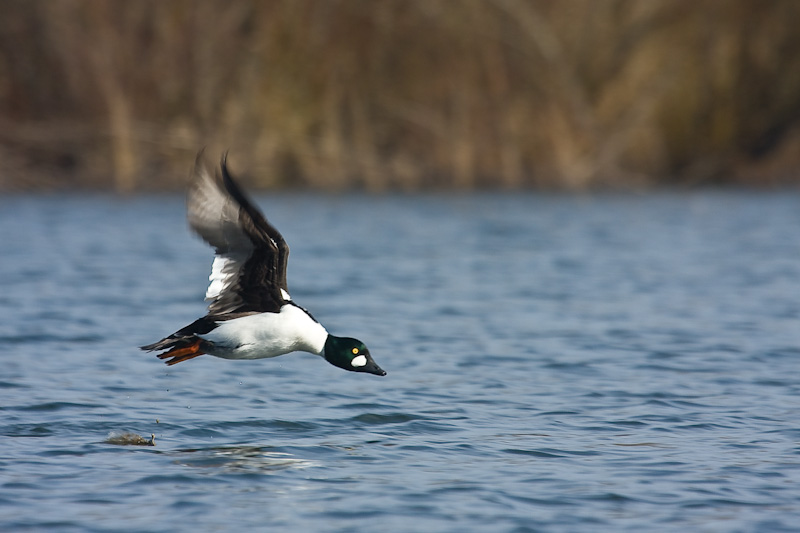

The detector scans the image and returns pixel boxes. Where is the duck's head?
[323,336,386,376]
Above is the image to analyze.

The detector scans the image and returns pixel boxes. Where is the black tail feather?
[141,317,219,353]
[140,336,194,352]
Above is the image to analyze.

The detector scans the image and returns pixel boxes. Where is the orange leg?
[157,339,205,366]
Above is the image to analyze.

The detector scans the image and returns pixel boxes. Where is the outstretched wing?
[187,151,290,315]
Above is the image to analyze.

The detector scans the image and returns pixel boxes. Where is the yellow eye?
[352,348,359,355]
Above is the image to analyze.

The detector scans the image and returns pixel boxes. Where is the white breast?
[200,306,328,360]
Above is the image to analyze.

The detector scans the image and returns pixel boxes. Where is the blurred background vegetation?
[1,0,800,191]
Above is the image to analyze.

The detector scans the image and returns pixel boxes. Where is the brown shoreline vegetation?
[1,0,800,192]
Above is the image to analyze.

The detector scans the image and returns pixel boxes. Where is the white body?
[199,305,328,360]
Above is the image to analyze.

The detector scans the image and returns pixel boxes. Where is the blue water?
[1,191,799,532]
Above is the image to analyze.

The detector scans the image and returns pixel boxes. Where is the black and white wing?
[187,151,290,315]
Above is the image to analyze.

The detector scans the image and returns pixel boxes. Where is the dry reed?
[1,0,799,191]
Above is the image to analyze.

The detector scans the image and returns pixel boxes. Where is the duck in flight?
[141,152,386,376]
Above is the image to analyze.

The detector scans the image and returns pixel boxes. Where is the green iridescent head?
[323,336,386,376]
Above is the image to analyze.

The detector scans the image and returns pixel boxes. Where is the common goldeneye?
[141,152,386,376]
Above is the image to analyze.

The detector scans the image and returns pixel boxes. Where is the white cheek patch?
[351,355,367,367]
[280,288,291,301]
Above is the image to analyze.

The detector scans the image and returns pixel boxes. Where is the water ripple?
[2,192,800,532]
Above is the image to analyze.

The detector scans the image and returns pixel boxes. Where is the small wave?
[0,333,104,344]
[16,401,99,412]
[349,412,422,425]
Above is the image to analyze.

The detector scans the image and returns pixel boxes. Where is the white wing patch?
[206,256,237,300]
[206,255,288,303]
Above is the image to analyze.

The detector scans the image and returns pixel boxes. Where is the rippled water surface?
[2,191,799,532]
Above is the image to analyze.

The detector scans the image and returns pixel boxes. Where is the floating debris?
[105,432,156,446]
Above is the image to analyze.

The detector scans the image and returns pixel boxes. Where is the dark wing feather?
[187,151,290,314]
[218,155,290,292]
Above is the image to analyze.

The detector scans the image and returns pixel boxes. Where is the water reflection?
[172,446,318,473]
